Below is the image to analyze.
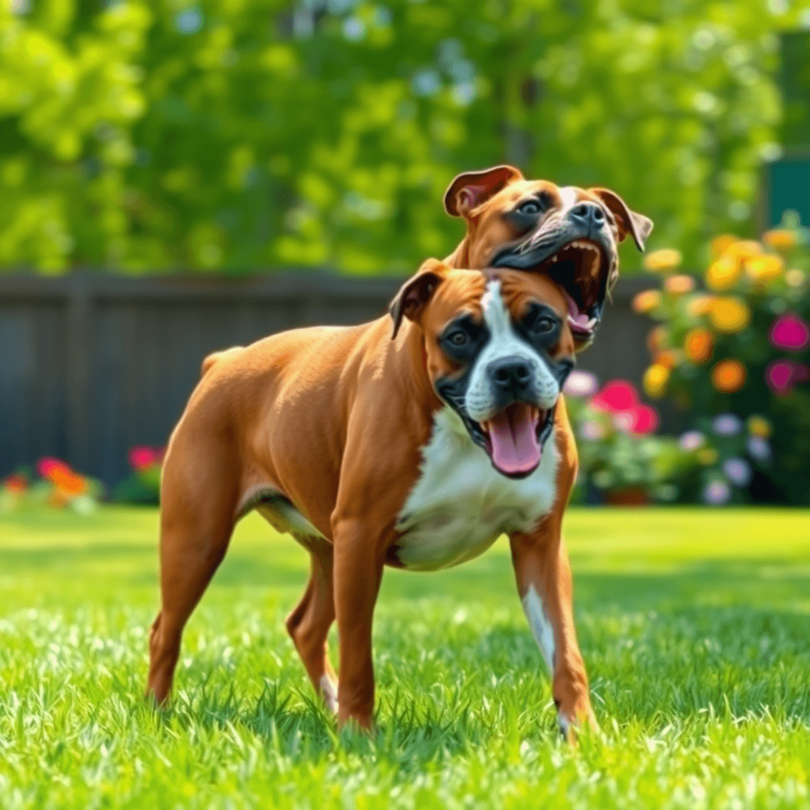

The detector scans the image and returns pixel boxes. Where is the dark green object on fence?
[763,33,810,229]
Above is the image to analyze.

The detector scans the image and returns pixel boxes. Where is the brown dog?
[147,262,595,736]
[442,164,653,350]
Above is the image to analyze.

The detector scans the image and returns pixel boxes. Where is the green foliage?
[1,507,810,807]
[1,0,807,274]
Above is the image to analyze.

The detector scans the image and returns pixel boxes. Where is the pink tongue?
[487,404,542,475]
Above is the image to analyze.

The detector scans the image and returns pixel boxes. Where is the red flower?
[129,446,165,472]
[590,380,638,412]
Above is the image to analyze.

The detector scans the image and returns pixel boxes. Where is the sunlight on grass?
[1,507,809,808]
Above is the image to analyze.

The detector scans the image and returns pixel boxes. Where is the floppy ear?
[389,259,447,339]
[444,165,524,218]
[589,188,653,252]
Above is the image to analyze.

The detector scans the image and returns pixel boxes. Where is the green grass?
[1,507,809,809]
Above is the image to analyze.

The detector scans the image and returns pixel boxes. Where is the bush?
[1,459,103,514]
[633,217,810,505]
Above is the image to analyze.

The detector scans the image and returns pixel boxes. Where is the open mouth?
[492,236,610,343]
[534,240,606,341]
[474,402,556,478]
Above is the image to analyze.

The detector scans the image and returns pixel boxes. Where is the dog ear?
[390,259,447,339]
[444,165,524,218]
[588,188,653,252]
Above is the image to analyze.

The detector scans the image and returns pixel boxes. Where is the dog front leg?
[332,516,385,731]
[509,526,595,739]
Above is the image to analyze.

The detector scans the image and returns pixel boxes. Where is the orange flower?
[709,297,750,333]
[644,249,682,272]
[654,349,680,370]
[712,359,746,393]
[745,254,783,285]
[58,472,89,496]
[3,474,27,495]
[643,364,670,398]
[763,229,797,250]
[710,234,737,259]
[705,255,742,291]
[684,328,714,364]
[664,274,695,295]
[686,295,715,317]
[632,290,661,314]
[646,326,669,355]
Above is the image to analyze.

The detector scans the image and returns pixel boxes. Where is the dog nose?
[489,357,532,393]
[568,202,605,230]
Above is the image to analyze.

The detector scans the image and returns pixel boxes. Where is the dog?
[147,261,597,737]
[442,164,653,350]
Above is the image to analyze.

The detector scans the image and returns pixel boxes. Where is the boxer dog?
[442,165,653,349]
[146,261,595,737]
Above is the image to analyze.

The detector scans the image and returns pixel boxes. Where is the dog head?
[390,259,576,478]
[444,165,653,349]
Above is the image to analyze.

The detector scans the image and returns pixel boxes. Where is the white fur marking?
[320,675,338,714]
[521,585,555,673]
[464,281,560,422]
[558,186,579,212]
[395,407,559,571]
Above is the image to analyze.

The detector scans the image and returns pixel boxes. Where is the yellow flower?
[745,254,784,285]
[686,295,715,317]
[705,255,742,291]
[747,415,772,438]
[763,229,797,250]
[697,448,718,465]
[786,269,806,288]
[632,290,662,314]
[664,274,695,295]
[709,297,750,333]
[711,359,746,393]
[710,234,737,259]
[684,328,713,364]
[644,248,682,272]
[643,363,670,398]
[725,240,763,262]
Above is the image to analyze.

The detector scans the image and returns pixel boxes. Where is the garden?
[2,1,810,808]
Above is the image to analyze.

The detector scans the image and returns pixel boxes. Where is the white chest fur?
[394,407,559,571]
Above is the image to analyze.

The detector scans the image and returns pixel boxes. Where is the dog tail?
[201,346,244,378]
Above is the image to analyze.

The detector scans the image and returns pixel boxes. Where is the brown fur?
[146,264,593,735]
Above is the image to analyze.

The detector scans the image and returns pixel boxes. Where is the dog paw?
[319,675,339,714]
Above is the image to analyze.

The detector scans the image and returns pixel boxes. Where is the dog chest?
[392,407,559,571]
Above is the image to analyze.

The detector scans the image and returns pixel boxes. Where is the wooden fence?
[0,272,653,487]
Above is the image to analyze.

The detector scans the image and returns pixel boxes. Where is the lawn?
[1,507,809,809]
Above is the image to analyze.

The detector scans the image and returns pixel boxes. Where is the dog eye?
[447,330,469,346]
[518,199,542,216]
[533,316,556,334]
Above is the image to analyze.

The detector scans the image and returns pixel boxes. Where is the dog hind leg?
[286,539,338,713]
[146,439,238,705]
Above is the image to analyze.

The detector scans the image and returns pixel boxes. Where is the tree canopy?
[1,0,807,275]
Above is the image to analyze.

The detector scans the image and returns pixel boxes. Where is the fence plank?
[0,271,655,487]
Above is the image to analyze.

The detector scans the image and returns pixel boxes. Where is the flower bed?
[632,218,809,504]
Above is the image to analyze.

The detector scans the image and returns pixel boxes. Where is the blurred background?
[1,0,809,508]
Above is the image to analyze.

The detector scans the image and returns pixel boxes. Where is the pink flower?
[765,360,810,396]
[129,446,164,472]
[590,380,638,412]
[37,457,71,481]
[769,313,810,352]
